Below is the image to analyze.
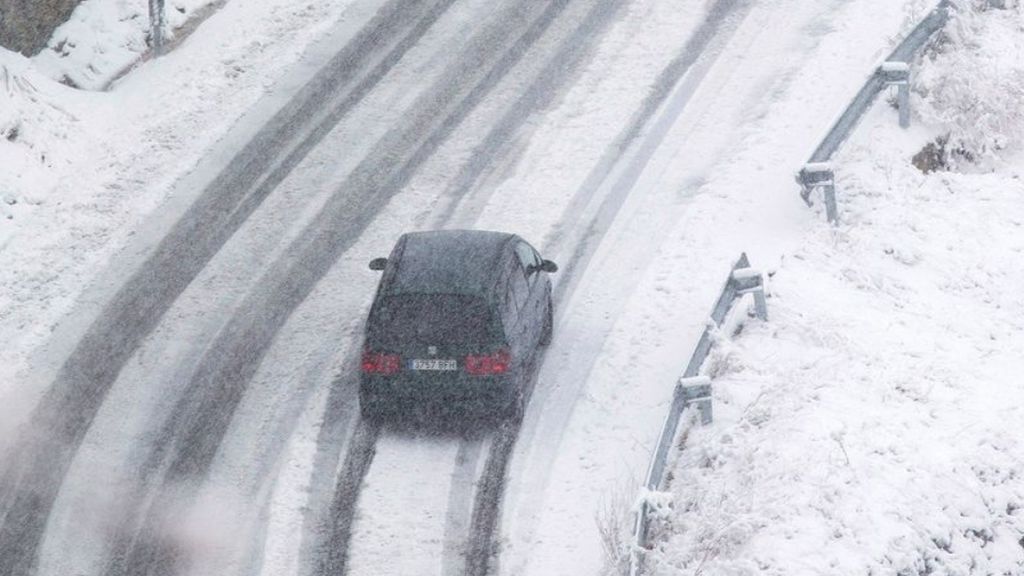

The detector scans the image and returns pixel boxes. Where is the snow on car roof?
[387,229,516,297]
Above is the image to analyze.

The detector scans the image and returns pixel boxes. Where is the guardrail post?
[730,267,768,321]
[798,163,838,224]
[149,0,166,55]
[627,254,769,576]
[880,61,911,128]
[798,2,950,225]
[679,377,712,425]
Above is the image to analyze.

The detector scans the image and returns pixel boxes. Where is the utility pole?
[149,0,165,55]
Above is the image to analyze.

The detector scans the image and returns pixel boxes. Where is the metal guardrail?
[799,0,952,224]
[628,253,767,576]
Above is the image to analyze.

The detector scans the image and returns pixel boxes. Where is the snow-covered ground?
[648,3,1024,574]
[498,0,968,573]
[0,0,377,443]
[35,0,222,90]
[3,0,1022,575]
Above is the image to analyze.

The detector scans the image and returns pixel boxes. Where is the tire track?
[462,2,756,575]
[426,0,624,229]
[440,438,486,576]
[0,1,450,573]
[463,420,521,576]
[311,417,380,576]
[110,0,582,574]
[301,0,614,572]
[543,0,753,298]
[305,0,733,571]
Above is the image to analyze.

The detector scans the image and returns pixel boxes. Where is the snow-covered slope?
[0,0,371,445]
[649,3,1024,574]
[33,0,221,90]
[0,51,80,239]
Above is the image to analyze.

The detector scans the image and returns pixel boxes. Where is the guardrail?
[799,0,952,224]
[627,253,767,576]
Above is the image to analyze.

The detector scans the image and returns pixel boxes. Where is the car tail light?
[362,350,400,375]
[464,348,511,376]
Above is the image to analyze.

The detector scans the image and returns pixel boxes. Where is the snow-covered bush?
[912,0,1024,169]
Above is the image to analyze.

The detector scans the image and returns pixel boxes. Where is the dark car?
[360,230,557,422]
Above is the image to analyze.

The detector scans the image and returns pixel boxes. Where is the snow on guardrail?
[798,0,952,224]
[627,253,767,576]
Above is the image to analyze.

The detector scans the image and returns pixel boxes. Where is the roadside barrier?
[626,3,958,573]
[627,253,767,576]
[799,0,951,224]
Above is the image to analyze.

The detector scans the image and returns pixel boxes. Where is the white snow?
[0,0,376,448]
[499,0,929,574]
[647,2,1024,574]
[0,51,81,241]
[803,162,834,173]
[881,60,911,71]
[912,1,1024,170]
[32,0,220,90]
[3,0,1022,575]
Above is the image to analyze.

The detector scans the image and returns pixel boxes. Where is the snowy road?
[0,0,931,575]
[4,0,636,574]
[3,0,472,572]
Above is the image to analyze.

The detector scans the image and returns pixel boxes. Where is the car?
[359,229,557,422]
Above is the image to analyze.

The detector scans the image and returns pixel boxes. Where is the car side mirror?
[369,257,388,271]
[539,259,557,273]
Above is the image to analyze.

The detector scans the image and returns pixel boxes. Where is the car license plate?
[410,359,457,371]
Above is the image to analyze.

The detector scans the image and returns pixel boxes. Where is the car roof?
[386,229,517,298]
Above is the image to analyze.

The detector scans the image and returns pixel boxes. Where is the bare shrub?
[912,0,1024,169]
[596,477,640,576]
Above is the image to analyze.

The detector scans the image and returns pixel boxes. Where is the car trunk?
[366,293,505,376]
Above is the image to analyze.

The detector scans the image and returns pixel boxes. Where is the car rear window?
[369,294,498,345]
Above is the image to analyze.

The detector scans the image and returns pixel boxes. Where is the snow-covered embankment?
[652,4,1024,574]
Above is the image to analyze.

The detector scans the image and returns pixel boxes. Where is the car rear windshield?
[369,294,498,345]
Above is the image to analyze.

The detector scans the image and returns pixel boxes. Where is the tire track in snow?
[0,0,451,573]
[310,417,380,576]
[432,0,626,572]
[425,0,624,229]
[518,0,756,459]
[462,420,521,576]
[109,0,586,573]
[345,428,472,576]
[305,1,628,573]
[501,1,761,572]
[544,0,753,300]
[300,0,580,567]
[440,438,485,575]
[465,1,757,574]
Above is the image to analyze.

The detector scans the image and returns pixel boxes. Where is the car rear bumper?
[360,373,517,416]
